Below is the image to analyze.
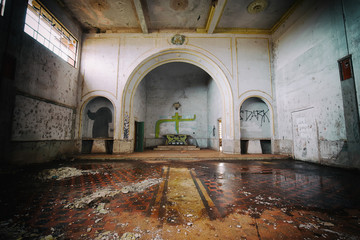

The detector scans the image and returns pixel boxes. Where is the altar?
[153,113,200,150]
[153,134,200,151]
[165,134,188,145]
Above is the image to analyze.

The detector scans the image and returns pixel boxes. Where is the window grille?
[24,0,78,66]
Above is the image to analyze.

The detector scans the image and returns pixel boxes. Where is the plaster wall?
[79,33,273,154]
[12,95,74,141]
[207,78,222,150]
[240,98,271,139]
[142,63,210,148]
[272,0,360,168]
[133,77,147,123]
[4,0,82,163]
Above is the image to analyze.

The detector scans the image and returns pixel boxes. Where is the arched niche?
[240,97,271,154]
[81,97,114,153]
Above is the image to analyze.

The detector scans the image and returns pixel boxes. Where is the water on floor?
[0,159,359,239]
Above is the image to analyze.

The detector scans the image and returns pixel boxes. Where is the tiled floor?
[1,158,360,239]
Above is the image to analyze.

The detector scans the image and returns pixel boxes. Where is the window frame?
[24,0,78,67]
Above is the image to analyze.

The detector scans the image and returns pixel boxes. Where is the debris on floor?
[94,231,120,240]
[37,167,98,181]
[120,178,163,193]
[0,220,41,239]
[120,232,141,240]
[64,188,121,209]
[1,160,360,239]
[65,178,163,209]
[40,235,55,240]
[95,202,109,214]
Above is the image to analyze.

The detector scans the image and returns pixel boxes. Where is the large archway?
[133,62,223,150]
[119,48,235,153]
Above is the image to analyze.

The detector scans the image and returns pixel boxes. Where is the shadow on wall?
[81,97,114,153]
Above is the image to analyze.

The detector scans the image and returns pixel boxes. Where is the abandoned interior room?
[0,0,360,239]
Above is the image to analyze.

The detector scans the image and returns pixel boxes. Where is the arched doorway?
[240,97,271,154]
[119,48,236,153]
[81,97,114,153]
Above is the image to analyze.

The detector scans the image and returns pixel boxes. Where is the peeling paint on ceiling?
[60,0,299,33]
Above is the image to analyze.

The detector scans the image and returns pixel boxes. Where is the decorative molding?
[171,34,186,45]
[247,0,268,14]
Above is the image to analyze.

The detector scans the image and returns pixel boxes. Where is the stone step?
[153,145,200,151]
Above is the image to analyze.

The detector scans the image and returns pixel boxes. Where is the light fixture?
[173,102,181,110]
[247,0,268,14]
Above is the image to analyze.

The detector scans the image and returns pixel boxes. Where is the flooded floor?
[0,159,360,239]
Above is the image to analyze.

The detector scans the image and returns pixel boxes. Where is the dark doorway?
[135,121,144,152]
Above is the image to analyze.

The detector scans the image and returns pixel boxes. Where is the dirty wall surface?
[272,0,360,168]
[141,62,210,148]
[79,32,273,154]
[3,0,82,164]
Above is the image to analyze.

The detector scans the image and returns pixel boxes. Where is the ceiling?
[60,0,299,34]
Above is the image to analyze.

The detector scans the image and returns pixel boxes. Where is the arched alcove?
[119,48,236,154]
[240,97,271,154]
[132,62,223,150]
[81,97,114,153]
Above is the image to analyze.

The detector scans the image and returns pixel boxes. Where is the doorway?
[134,121,144,152]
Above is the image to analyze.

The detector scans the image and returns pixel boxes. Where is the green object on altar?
[166,134,188,145]
[155,113,196,138]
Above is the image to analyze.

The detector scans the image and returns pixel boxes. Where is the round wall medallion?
[247,0,268,14]
[171,34,186,45]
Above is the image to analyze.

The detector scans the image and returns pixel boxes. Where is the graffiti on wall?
[240,107,270,126]
[155,113,196,138]
[123,112,130,140]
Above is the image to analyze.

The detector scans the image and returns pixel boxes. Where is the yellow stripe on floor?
[164,168,209,224]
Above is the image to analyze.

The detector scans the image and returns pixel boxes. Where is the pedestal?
[246,140,262,154]
[91,139,107,153]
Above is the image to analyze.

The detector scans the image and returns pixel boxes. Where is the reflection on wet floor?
[0,159,360,239]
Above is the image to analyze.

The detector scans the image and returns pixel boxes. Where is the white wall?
[272,0,360,168]
[79,33,273,154]
[133,78,147,123]
[240,98,271,139]
[207,78,222,150]
[142,62,210,148]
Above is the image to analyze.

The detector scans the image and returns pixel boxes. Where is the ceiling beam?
[133,0,148,34]
[207,0,227,34]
